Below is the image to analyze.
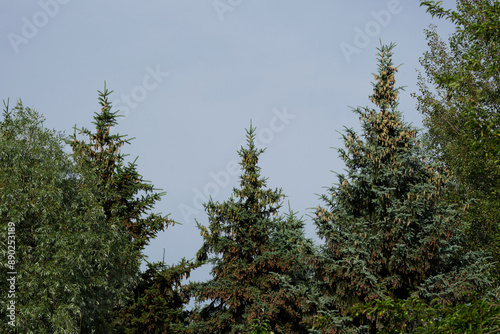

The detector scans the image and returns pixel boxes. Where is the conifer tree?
[71,83,173,251]
[112,257,199,333]
[70,84,183,330]
[313,44,492,332]
[192,125,315,333]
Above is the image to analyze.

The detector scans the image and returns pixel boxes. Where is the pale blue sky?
[1,1,455,282]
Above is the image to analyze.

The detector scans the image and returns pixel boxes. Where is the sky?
[1,0,456,283]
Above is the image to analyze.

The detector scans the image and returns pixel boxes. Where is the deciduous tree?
[416,0,500,277]
[0,100,137,332]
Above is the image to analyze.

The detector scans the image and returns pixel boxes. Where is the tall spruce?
[71,84,173,251]
[71,84,180,331]
[313,44,492,332]
[192,125,315,333]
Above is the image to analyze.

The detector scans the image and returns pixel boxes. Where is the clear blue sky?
[1,0,455,282]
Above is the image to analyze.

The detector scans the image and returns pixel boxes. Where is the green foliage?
[312,43,492,332]
[2,19,499,331]
[417,0,500,275]
[70,84,187,331]
[193,125,315,333]
[352,292,500,333]
[70,83,173,251]
[0,101,137,333]
[250,316,274,334]
[112,257,198,334]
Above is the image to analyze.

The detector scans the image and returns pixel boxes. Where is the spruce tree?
[71,83,173,251]
[192,125,315,333]
[313,44,492,332]
[70,84,182,331]
[112,257,199,333]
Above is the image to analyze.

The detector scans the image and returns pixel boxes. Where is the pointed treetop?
[236,122,268,204]
[369,42,402,113]
[70,83,172,250]
[94,82,122,143]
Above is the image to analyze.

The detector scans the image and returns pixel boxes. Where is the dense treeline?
[1,1,499,333]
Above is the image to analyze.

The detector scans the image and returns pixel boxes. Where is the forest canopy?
[1,1,499,333]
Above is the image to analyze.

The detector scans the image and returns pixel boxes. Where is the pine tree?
[313,44,492,332]
[192,125,315,333]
